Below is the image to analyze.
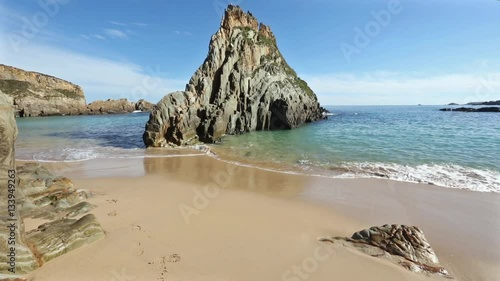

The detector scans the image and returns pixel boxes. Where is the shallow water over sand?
[15,105,500,192]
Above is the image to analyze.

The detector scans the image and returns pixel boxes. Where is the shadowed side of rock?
[144,5,325,147]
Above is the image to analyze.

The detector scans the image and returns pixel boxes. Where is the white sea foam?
[334,162,500,193]
[20,146,207,163]
[214,157,500,193]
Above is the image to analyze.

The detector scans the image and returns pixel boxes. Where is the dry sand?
[26,156,500,281]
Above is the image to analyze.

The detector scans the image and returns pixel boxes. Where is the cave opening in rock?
[269,99,291,130]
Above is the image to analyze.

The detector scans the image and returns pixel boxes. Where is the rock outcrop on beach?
[320,224,452,278]
[0,92,104,277]
[440,107,500,112]
[0,64,86,117]
[0,91,17,171]
[143,5,325,146]
[0,91,38,277]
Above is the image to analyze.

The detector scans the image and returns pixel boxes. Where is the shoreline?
[17,144,500,193]
[25,156,500,281]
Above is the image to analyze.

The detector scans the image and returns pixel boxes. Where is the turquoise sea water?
[15,106,500,192]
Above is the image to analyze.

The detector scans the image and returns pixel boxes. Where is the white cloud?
[173,30,193,36]
[302,72,500,105]
[109,20,127,26]
[103,29,128,39]
[0,39,186,103]
[92,34,105,40]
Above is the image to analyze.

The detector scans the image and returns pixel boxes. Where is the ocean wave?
[331,162,500,193]
[215,156,500,193]
[18,146,208,163]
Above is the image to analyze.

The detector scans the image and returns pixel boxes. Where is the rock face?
[0,92,104,276]
[320,225,452,278]
[0,91,38,276]
[440,107,500,112]
[144,5,324,146]
[0,162,105,275]
[0,91,17,171]
[26,214,104,264]
[135,99,155,112]
[84,98,153,114]
[86,99,135,114]
[0,64,86,117]
[350,225,441,266]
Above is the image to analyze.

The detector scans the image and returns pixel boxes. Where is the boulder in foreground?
[320,224,452,278]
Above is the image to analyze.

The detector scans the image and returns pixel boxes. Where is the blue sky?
[0,0,499,105]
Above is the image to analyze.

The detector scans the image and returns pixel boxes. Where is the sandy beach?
[23,156,500,281]
[2,1,498,280]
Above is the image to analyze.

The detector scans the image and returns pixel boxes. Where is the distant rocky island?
[447,100,500,106]
[144,5,326,147]
[0,64,154,117]
[440,107,500,112]
[467,100,500,105]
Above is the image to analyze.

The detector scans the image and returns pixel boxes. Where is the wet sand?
[27,156,500,281]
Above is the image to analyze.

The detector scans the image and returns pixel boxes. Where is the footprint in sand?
[131,242,144,256]
[130,224,142,231]
[106,199,118,203]
[166,254,181,263]
[148,254,181,281]
[108,210,117,216]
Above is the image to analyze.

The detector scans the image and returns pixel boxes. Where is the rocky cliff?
[144,5,325,147]
[0,64,155,117]
[0,64,86,117]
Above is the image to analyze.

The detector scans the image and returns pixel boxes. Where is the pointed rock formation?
[144,5,325,146]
